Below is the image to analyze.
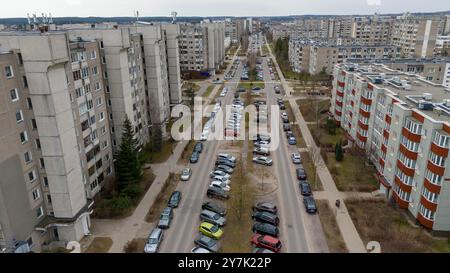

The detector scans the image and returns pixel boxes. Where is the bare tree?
[308,145,325,190]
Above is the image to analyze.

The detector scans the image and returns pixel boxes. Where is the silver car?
[180,168,192,181]
[144,228,164,253]
[200,209,227,227]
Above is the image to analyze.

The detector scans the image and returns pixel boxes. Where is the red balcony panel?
[336,89,344,97]
[349,111,353,118]
[351,100,354,106]
[338,81,345,88]
[335,110,342,116]
[352,89,355,95]
[358,120,369,130]
[392,191,409,209]
[361,96,372,105]
[378,174,391,188]
[401,127,421,143]
[336,100,343,107]
[397,160,415,177]
[443,124,450,135]
[394,176,412,193]
[411,111,425,123]
[381,144,387,154]
[430,142,449,158]
[359,108,370,118]
[383,129,390,139]
[385,115,391,124]
[399,144,418,161]
[379,157,385,167]
[417,213,434,230]
[420,196,438,212]
[423,178,442,194]
[427,160,445,176]
[356,131,367,142]
[368,83,374,91]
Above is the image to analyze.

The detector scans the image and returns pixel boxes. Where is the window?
[433,131,450,148]
[100,41,104,49]
[95,82,101,91]
[24,151,32,164]
[73,70,81,81]
[22,76,28,88]
[102,140,108,149]
[32,188,40,200]
[39,158,45,169]
[36,206,44,218]
[101,56,106,64]
[35,139,41,150]
[20,131,28,144]
[99,112,105,122]
[429,152,446,167]
[89,115,96,125]
[43,176,49,187]
[79,102,88,115]
[17,53,23,65]
[10,88,19,102]
[5,65,14,78]
[96,97,103,107]
[47,195,52,204]
[92,66,98,75]
[90,51,97,59]
[27,98,33,109]
[101,125,106,135]
[15,110,24,123]
[31,119,37,130]
[28,170,36,182]
[81,67,89,78]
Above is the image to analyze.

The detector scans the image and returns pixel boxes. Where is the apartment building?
[179,21,225,75]
[0,32,114,252]
[331,62,450,232]
[288,39,314,73]
[350,16,393,45]
[435,35,450,56]
[391,14,439,58]
[308,44,400,75]
[225,19,245,44]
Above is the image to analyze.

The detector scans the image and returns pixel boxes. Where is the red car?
[251,234,282,253]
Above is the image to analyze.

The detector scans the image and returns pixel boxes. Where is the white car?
[217,153,236,163]
[180,168,192,181]
[210,181,231,192]
[210,170,231,180]
[211,175,231,185]
[201,132,209,141]
[191,246,212,253]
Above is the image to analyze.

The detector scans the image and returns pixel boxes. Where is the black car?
[279,104,286,110]
[299,181,312,196]
[238,87,246,93]
[252,202,277,214]
[168,191,182,208]
[252,211,279,226]
[286,131,294,139]
[303,196,317,214]
[296,167,307,180]
[207,187,230,200]
[194,142,203,153]
[234,92,239,99]
[194,234,219,252]
[190,151,200,163]
[282,117,289,123]
[283,124,291,132]
[215,159,236,168]
[252,222,279,237]
[202,201,227,216]
[215,165,234,174]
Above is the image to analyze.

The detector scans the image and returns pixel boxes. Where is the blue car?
[190,151,200,163]
[288,136,297,145]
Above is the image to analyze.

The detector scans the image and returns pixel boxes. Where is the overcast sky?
[1,0,448,18]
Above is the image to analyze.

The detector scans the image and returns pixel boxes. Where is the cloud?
[367,0,382,6]
[65,0,82,6]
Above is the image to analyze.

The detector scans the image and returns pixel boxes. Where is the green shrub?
[121,184,143,203]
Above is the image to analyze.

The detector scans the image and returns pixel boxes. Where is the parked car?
[288,136,297,145]
[252,211,280,226]
[194,142,203,153]
[211,175,231,185]
[253,247,275,253]
[200,209,227,227]
[303,196,317,214]
[144,228,164,253]
[296,167,307,180]
[190,151,200,163]
[199,222,223,240]
[253,134,271,143]
[217,153,236,163]
[180,168,192,181]
[291,153,302,164]
[215,165,234,174]
[210,170,231,180]
[158,208,173,229]
[194,234,219,253]
[168,191,182,208]
[252,222,279,237]
[191,246,212,253]
[252,202,278,214]
[207,187,230,200]
[253,156,273,166]
[283,123,291,131]
[202,201,227,216]
[299,181,312,196]
[251,234,282,253]
[253,147,270,156]
[279,104,286,110]
[210,181,231,192]
[215,159,236,168]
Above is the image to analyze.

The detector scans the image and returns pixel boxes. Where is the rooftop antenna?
[49,13,53,24]
[26,13,31,24]
[171,11,177,24]
[135,10,139,22]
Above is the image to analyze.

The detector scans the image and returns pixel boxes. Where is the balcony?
[417,211,434,229]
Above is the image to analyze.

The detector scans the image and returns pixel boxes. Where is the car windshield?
[160,214,169,220]
[210,225,219,233]
[148,238,158,244]
[182,169,190,175]
[212,214,220,220]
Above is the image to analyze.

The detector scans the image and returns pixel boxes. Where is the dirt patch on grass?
[123,238,147,253]
[316,201,347,253]
[145,173,179,223]
[178,140,195,165]
[346,198,450,253]
[85,237,113,253]
[297,99,330,123]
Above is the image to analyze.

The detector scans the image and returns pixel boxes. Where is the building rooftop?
[339,63,450,123]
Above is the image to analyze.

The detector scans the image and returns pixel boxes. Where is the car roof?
[262,235,279,244]
[201,222,215,228]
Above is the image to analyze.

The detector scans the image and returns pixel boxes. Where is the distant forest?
[0,10,449,25]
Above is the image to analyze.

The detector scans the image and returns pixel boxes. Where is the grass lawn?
[297,99,331,123]
[300,152,323,191]
[203,85,216,98]
[85,237,113,253]
[326,152,379,192]
[221,160,255,253]
[346,198,450,253]
[145,173,179,223]
[316,200,348,253]
[238,82,265,90]
[227,46,238,55]
[144,141,177,164]
[178,139,196,165]
[308,124,345,147]
[285,100,307,148]
[123,238,147,253]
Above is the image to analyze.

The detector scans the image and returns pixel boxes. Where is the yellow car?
[199,222,223,240]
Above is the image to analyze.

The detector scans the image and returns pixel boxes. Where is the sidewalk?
[265,36,367,253]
